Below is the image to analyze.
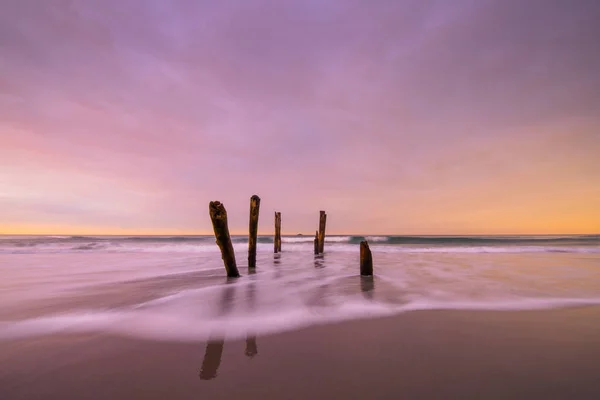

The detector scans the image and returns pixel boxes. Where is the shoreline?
[2,307,600,399]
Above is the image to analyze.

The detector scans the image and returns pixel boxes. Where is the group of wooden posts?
[208,195,373,278]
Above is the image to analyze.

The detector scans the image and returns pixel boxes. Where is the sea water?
[1,235,599,342]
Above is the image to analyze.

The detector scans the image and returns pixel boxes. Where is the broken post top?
[209,201,227,220]
[250,195,261,212]
[249,196,261,225]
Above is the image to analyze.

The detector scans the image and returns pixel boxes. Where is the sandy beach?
[2,307,600,399]
[2,237,599,398]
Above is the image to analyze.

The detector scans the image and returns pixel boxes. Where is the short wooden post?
[314,230,319,255]
[318,211,327,253]
[209,201,240,278]
[274,212,282,253]
[248,195,261,269]
[360,240,373,276]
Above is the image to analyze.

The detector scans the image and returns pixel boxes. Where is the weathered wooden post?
[248,195,261,269]
[209,201,240,278]
[318,210,327,253]
[314,230,319,255]
[274,211,282,253]
[360,240,373,276]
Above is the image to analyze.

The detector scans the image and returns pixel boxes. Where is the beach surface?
[2,308,600,399]
[1,235,599,398]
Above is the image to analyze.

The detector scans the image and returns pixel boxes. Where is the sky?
[1,0,599,235]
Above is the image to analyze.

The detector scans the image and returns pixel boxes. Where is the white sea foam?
[366,236,389,242]
[282,237,315,243]
[2,241,598,255]
[324,236,353,242]
[2,296,600,342]
[370,245,600,254]
[1,238,599,343]
[1,234,598,255]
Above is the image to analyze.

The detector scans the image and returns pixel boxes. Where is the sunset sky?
[1,0,599,235]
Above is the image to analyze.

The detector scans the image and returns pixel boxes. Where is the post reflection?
[245,336,258,358]
[274,253,282,279]
[247,268,257,310]
[200,277,235,380]
[246,270,258,358]
[200,335,260,380]
[314,254,325,269]
[218,277,237,316]
[360,276,375,300]
[199,339,225,380]
[200,272,260,380]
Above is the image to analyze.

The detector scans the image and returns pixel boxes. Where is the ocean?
[1,234,599,342]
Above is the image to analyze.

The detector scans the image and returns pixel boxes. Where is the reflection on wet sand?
[314,254,325,269]
[274,253,282,279]
[218,277,237,316]
[245,336,258,358]
[246,270,258,357]
[200,336,260,380]
[361,276,375,300]
[202,272,260,380]
[199,339,224,380]
[247,271,257,309]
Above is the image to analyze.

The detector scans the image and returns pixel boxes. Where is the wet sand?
[2,307,600,399]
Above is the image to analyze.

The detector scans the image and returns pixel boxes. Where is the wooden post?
[318,210,327,254]
[274,212,281,253]
[248,195,261,269]
[360,240,373,276]
[314,230,319,255]
[209,201,239,278]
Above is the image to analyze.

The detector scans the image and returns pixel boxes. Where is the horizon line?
[1,232,597,236]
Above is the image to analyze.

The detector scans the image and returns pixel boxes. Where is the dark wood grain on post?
[360,240,373,276]
[314,230,319,255]
[318,211,327,254]
[248,195,261,269]
[274,212,282,253]
[209,201,240,278]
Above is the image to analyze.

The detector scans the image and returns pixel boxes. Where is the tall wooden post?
[209,201,239,278]
[314,230,319,255]
[248,195,261,269]
[360,240,373,276]
[318,211,327,254]
[274,212,282,253]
